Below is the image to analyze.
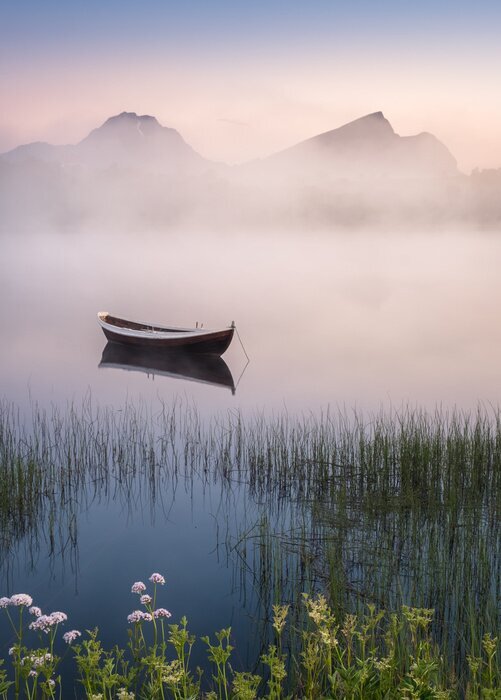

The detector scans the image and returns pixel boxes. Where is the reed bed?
[0,398,499,695]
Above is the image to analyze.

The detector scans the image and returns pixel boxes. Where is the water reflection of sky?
[0,464,270,672]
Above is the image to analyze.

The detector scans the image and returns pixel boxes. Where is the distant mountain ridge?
[1,112,207,174]
[264,111,458,178]
[1,110,457,178]
[4,110,493,232]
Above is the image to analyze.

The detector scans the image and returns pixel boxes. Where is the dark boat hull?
[101,326,234,355]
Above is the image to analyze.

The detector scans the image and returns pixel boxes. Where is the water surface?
[0,226,500,691]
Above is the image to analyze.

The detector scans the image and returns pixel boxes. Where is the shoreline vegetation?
[0,398,499,697]
[0,575,499,699]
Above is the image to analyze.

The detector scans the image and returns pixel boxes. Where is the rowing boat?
[97,312,235,355]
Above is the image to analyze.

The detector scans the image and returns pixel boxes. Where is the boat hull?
[100,326,234,355]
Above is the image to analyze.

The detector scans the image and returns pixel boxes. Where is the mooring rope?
[233,323,250,363]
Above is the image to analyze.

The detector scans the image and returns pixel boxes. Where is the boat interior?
[99,312,187,333]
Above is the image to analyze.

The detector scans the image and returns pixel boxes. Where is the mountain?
[2,110,484,231]
[1,112,210,174]
[263,111,458,179]
[1,110,458,179]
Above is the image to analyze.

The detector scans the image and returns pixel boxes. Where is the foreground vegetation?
[0,573,499,699]
[0,399,499,697]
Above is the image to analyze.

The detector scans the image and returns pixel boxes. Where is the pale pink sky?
[2,2,500,172]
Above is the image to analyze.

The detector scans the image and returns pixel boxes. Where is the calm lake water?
[3,227,501,412]
[0,227,500,689]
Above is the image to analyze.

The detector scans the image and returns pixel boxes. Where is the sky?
[1,0,500,172]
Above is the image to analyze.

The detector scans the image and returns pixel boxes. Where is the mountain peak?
[328,111,395,139]
[96,112,162,133]
[105,111,160,125]
[266,111,457,178]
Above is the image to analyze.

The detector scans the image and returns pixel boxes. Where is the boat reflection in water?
[99,342,236,393]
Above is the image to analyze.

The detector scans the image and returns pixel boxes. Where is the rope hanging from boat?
[232,322,250,392]
[233,323,250,363]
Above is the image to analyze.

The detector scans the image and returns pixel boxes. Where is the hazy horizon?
[2,1,501,172]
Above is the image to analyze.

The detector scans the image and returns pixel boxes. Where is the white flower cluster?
[0,594,33,607]
[22,652,53,667]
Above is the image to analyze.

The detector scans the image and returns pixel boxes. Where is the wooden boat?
[97,312,235,355]
[99,342,235,393]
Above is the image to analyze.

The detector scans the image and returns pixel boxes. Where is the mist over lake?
[2,226,501,413]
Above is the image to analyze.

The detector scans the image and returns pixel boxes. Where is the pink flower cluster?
[128,573,171,623]
[29,611,68,633]
[0,594,33,607]
[63,630,82,644]
[127,610,153,624]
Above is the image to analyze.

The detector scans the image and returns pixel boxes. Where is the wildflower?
[272,604,289,636]
[29,606,42,617]
[374,656,393,672]
[10,594,33,607]
[48,679,55,688]
[48,611,67,624]
[319,628,339,647]
[127,610,142,624]
[117,689,135,699]
[29,611,68,633]
[63,630,81,644]
[467,654,481,675]
[127,610,152,624]
[29,615,51,632]
[161,659,184,685]
[22,652,53,668]
[29,670,37,678]
[0,597,11,608]
[33,653,53,667]
[131,581,146,594]
[304,594,331,627]
[140,594,152,606]
[149,573,165,585]
[153,608,172,619]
